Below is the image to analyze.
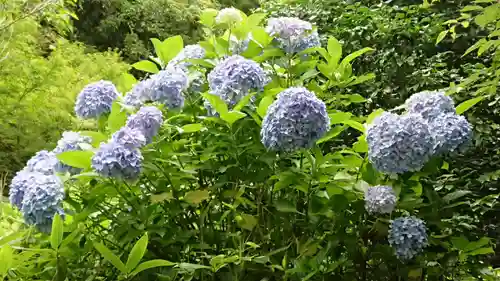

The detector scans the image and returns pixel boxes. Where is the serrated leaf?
[93,242,127,273]
[257,96,274,118]
[130,260,175,277]
[57,150,94,170]
[180,124,205,133]
[456,97,484,114]
[126,233,149,273]
[51,213,63,250]
[184,190,210,205]
[132,60,159,73]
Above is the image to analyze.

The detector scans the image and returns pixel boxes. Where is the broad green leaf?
[462,5,483,12]
[80,131,108,147]
[117,73,137,93]
[443,190,472,203]
[132,60,159,73]
[241,40,263,58]
[178,263,211,272]
[0,245,13,275]
[464,237,490,252]
[247,13,266,27]
[348,94,366,103]
[150,192,173,203]
[467,247,494,256]
[234,93,256,111]
[316,126,346,144]
[463,38,487,57]
[436,30,448,45]
[252,27,272,47]
[126,233,149,273]
[184,190,210,205]
[348,73,376,86]
[451,236,469,250]
[151,38,167,64]
[51,213,64,250]
[366,109,384,124]
[257,96,274,118]
[199,9,218,27]
[221,111,247,125]
[130,260,175,277]
[329,112,352,124]
[180,124,205,133]
[353,136,368,153]
[342,120,365,133]
[186,58,216,68]
[60,228,81,248]
[456,97,484,114]
[274,199,297,213]
[108,102,128,133]
[93,242,127,273]
[327,37,342,66]
[237,214,257,230]
[162,36,184,63]
[340,47,374,65]
[57,150,94,170]
[202,93,228,114]
[253,48,285,62]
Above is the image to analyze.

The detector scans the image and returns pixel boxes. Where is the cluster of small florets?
[266,17,321,54]
[53,131,93,174]
[168,44,206,71]
[215,7,242,25]
[207,55,268,110]
[367,91,472,174]
[388,216,428,261]
[261,87,330,151]
[123,79,153,108]
[75,80,119,119]
[364,185,397,215]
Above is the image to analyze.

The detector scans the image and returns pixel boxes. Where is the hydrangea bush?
[4,8,491,281]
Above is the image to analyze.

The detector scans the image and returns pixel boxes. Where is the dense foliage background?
[1,0,500,280]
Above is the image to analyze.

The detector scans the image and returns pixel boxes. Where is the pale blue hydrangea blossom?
[429,113,472,155]
[261,87,330,151]
[148,68,188,109]
[21,173,65,233]
[9,169,35,210]
[388,216,428,261]
[215,8,242,25]
[53,131,93,174]
[266,17,321,54]
[26,150,58,175]
[405,90,455,121]
[167,44,206,71]
[75,80,119,119]
[126,106,163,144]
[111,127,146,149]
[91,141,143,180]
[367,112,434,174]
[208,55,268,108]
[365,185,397,215]
[123,79,153,108]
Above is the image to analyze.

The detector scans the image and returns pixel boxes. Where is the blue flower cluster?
[111,127,147,149]
[266,17,321,54]
[26,150,59,175]
[405,90,455,121]
[215,8,242,25]
[9,169,35,210]
[429,113,472,154]
[123,79,153,108]
[53,131,93,175]
[388,216,428,261]
[208,55,268,109]
[75,80,119,119]
[261,87,330,151]
[168,44,206,71]
[364,185,397,215]
[367,113,434,174]
[126,106,163,144]
[148,68,188,109]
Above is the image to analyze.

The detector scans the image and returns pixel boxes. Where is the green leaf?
[234,93,256,111]
[327,37,342,66]
[180,124,205,133]
[340,47,374,65]
[348,94,366,103]
[252,27,272,47]
[108,102,128,133]
[461,5,484,12]
[274,199,297,213]
[117,73,137,93]
[130,260,175,277]
[257,96,274,118]
[221,111,247,125]
[348,73,376,86]
[132,60,159,73]
[184,190,210,205]
[56,150,94,170]
[342,120,365,133]
[162,36,184,63]
[353,136,368,153]
[126,233,149,273]
[366,109,384,124]
[329,112,352,124]
[316,126,346,144]
[451,236,469,250]
[467,247,494,256]
[80,131,108,147]
[241,40,263,58]
[464,237,490,252]
[51,213,64,250]
[456,96,484,114]
[247,13,266,27]
[178,263,211,272]
[237,214,257,230]
[202,93,228,114]
[436,30,448,45]
[0,245,13,275]
[199,9,218,27]
[93,242,127,274]
[443,190,472,203]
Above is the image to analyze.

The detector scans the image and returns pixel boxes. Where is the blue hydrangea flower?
[75,80,119,119]
[168,44,206,71]
[261,87,330,151]
[111,127,146,149]
[388,216,428,261]
[21,173,65,233]
[126,106,163,144]
[53,131,93,175]
[215,8,242,25]
[148,68,188,109]
[208,55,268,108]
[367,112,434,174]
[92,141,143,180]
[26,150,58,175]
[9,169,35,210]
[123,79,153,108]
[405,90,455,121]
[266,17,321,54]
[429,113,472,155]
[187,71,206,94]
[365,185,397,215]
[231,37,251,54]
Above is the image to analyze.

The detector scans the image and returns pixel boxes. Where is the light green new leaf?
[0,245,13,276]
[237,214,257,230]
[327,37,342,66]
[51,213,64,250]
[108,102,128,133]
[178,263,211,272]
[366,109,385,124]
[180,124,205,134]
[342,120,365,133]
[436,30,448,45]
[316,126,346,144]
[57,150,94,170]
[132,60,159,73]
[456,96,484,114]
[464,237,490,252]
[340,47,374,66]
[93,242,127,274]
[151,38,168,65]
[201,93,228,114]
[467,247,494,256]
[257,96,274,118]
[184,190,210,205]
[130,260,175,277]
[221,111,247,125]
[80,131,108,147]
[234,93,256,111]
[162,36,184,63]
[199,9,218,27]
[126,233,149,273]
